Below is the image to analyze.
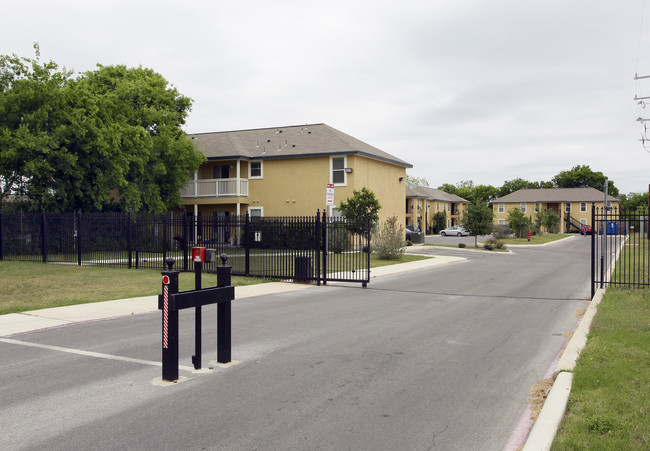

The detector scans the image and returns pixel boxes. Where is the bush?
[458,242,466,248]
[372,216,406,259]
[483,243,494,251]
[484,238,506,250]
[493,224,513,240]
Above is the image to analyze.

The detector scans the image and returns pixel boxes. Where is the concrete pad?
[0,313,71,336]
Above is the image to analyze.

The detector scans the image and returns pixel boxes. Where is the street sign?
[326,183,335,206]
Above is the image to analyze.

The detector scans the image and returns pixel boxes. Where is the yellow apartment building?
[179,123,411,226]
[492,187,620,232]
[406,186,469,234]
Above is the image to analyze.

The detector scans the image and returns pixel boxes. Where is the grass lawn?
[0,253,430,315]
[497,233,572,245]
[551,289,649,450]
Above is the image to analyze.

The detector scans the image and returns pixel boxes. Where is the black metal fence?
[591,206,650,296]
[0,210,371,286]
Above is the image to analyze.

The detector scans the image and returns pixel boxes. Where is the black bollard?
[161,258,179,382]
[216,253,232,363]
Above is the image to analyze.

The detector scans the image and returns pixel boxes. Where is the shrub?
[483,243,494,251]
[484,238,506,250]
[458,242,466,248]
[372,216,406,260]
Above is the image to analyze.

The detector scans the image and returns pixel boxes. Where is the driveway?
[1,236,591,450]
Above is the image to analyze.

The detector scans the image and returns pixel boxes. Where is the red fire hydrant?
[527,231,531,241]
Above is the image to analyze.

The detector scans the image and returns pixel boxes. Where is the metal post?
[74,210,81,266]
[322,211,328,285]
[192,260,203,370]
[41,210,48,264]
[0,210,4,261]
[161,258,180,381]
[216,254,232,363]
[601,180,608,288]
[127,211,133,269]
[245,213,250,276]
[591,203,596,299]
[315,210,321,286]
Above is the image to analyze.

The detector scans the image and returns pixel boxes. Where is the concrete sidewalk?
[0,255,464,337]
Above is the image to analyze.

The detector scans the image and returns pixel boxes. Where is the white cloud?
[1,0,648,194]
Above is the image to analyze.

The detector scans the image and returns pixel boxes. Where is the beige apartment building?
[179,124,412,225]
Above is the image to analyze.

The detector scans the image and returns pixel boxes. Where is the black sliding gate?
[591,206,650,297]
[0,210,371,286]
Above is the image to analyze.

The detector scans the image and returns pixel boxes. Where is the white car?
[440,225,469,237]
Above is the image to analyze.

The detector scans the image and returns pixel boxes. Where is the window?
[520,203,527,213]
[212,165,230,179]
[249,207,263,218]
[498,219,506,225]
[249,161,263,178]
[565,203,571,213]
[580,202,587,212]
[331,156,346,185]
[535,203,540,212]
[580,219,587,225]
[498,203,504,213]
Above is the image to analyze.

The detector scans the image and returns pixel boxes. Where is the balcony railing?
[181,178,249,198]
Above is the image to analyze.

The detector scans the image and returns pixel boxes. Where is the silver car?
[440,225,469,237]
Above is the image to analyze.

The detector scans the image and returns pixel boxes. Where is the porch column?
[236,160,241,197]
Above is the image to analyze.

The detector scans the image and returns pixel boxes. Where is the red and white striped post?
[161,258,179,381]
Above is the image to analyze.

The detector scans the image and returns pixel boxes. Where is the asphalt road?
[1,236,591,450]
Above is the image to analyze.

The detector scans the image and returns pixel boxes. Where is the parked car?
[406,225,420,240]
[440,225,469,237]
[580,225,592,235]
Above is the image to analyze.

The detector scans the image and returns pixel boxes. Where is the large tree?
[338,187,381,231]
[462,202,494,247]
[0,47,204,212]
[552,165,619,197]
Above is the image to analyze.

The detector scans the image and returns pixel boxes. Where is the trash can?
[606,222,618,235]
[410,232,425,244]
[294,256,313,282]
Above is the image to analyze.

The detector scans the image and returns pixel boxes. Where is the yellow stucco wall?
[183,154,407,226]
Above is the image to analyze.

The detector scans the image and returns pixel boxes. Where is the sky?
[2,0,650,195]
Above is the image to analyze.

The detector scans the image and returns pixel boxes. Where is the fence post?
[75,210,82,266]
[41,210,48,263]
[127,211,133,269]
[315,210,321,286]
[365,215,371,288]
[590,203,595,299]
[322,210,328,285]
[163,214,169,268]
[0,210,3,261]
[183,212,190,271]
[245,213,250,276]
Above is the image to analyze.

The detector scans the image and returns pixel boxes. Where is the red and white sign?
[326,183,335,206]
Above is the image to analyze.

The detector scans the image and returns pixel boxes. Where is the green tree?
[620,192,648,213]
[552,165,619,197]
[438,180,497,205]
[0,48,205,212]
[462,202,494,247]
[432,210,447,234]
[338,187,381,231]
[405,175,429,189]
[507,208,532,238]
[536,209,560,233]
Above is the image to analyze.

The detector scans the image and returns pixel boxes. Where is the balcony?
[181,178,249,199]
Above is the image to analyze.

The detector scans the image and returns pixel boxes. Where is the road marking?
[0,337,194,372]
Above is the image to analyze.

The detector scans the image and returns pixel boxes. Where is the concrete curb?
[521,288,605,450]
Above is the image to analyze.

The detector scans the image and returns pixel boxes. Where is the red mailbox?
[192,247,206,263]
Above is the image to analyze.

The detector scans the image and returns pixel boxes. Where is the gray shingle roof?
[408,186,469,203]
[493,187,619,203]
[189,123,412,168]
